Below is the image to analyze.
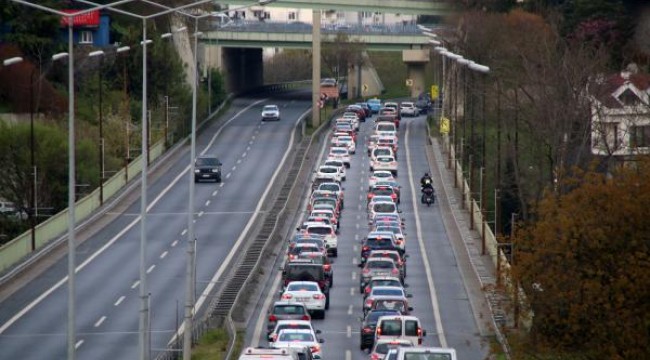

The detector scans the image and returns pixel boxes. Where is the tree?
[321,32,366,83]
[512,160,650,358]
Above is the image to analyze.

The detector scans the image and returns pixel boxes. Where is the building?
[59,9,110,47]
[590,64,650,157]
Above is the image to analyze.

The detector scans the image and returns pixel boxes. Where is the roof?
[591,71,650,109]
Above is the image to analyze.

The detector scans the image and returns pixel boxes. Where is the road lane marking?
[205,200,211,206]
[114,296,125,306]
[75,340,84,349]
[160,251,168,259]
[131,280,140,289]
[352,257,357,265]
[236,159,241,164]
[171,240,179,247]
[232,165,237,171]
[226,173,231,179]
[146,265,156,274]
[242,152,247,158]
[405,121,447,348]
[219,183,224,187]
[346,325,352,338]
[350,288,355,296]
[94,316,107,328]
[0,99,269,336]
[246,146,251,151]
[212,190,218,196]
[348,305,353,315]
[170,107,313,347]
[351,272,356,280]
[198,211,204,217]
[181,229,187,236]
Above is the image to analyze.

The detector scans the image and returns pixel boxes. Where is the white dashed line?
[351,272,356,280]
[171,240,179,247]
[94,316,106,328]
[75,340,84,349]
[346,325,352,338]
[114,296,125,306]
[219,183,224,188]
[226,173,232,179]
[246,146,251,151]
[355,223,360,229]
[205,200,211,206]
[212,190,218,196]
[346,350,351,360]
[348,305,353,315]
[198,211,204,217]
[242,152,247,158]
[231,166,237,171]
[236,159,241,164]
[131,280,139,289]
[249,140,253,145]
[352,257,358,265]
[350,288,355,296]
[160,251,168,259]
[354,234,359,241]
[356,214,361,220]
[181,229,187,236]
[353,245,358,252]
[252,135,256,139]
[146,265,155,274]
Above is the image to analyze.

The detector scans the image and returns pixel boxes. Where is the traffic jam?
[252,100,456,360]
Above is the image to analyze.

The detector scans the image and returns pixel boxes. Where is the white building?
[590,65,650,157]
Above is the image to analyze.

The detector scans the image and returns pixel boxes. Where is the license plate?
[202,174,210,177]
[297,297,310,302]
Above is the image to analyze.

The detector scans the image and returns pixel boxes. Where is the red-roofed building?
[590,64,650,157]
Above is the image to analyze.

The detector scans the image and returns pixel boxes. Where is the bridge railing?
[208,20,432,36]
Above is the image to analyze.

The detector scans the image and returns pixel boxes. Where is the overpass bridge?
[219,0,454,16]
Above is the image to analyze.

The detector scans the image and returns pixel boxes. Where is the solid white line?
[205,200,210,207]
[160,251,168,259]
[171,240,179,247]
[405,122,447,348]
[131,280,140,289]
[94,316,106,328]
[170,107,313,346]
[251,270,282,347]
[146,265,155,274]
[114,296,125,306]
[75,340,84,349]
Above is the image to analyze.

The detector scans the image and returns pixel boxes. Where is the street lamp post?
[88,50,106,205]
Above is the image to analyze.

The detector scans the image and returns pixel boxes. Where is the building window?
[361,11,372,18]
[619,89,640,106]
[631,125,650,148]
[80,30,93,44]
[288,12,296,20]
[595,122,619,151]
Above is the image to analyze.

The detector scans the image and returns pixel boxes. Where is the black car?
[194,155,222,182]
[281,261,330,309]
[359,309,401,350]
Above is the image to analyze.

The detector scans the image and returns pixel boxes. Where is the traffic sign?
[405,79,413,87]
[430,85,439,100]
[362,84,368,93]
[440,117,450,134]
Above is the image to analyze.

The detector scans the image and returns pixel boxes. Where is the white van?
[393,346,457,360]
[375,315,426,346]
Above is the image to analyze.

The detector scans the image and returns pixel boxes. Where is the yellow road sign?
[362,84,368,93]
[440,117,450,134]
[405,79,413,87]
[430,85,439,100]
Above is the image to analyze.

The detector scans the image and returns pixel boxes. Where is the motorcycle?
[421,187,435,207]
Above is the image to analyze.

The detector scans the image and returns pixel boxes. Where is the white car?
[280,281,327,318]
[329,147,351,168]
[371,146,395,162]
[368,195,396,211]
[371,155,398,176]
[370,338,414,360]
[369,201,400,222]
[261,104,280,121]
[268,319,321,342]
[272,329,324,359]
[335,135,356,154]
[315,165,343,182]
[369,170,395,189]
[399,102,419,117]
[323,159,347,181]
[367,134,380,156]
[375,122,397,137]
[304,222,338,257]
[341,112,360,130]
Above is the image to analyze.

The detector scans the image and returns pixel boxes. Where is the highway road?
[0,94,311,359]
[246,110,490,359]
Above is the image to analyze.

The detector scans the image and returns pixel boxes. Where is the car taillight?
[310,345,320,354]
[323,264,331,271]
[397,260,403,266]
[313,294,325,300]
[302,314,310,320]
[371,353,380,360]
[376,327,382,336]
[289,254,296,260]
[365,287,370,294]
[362,268,370,274]
[365,299,373,308]
[269,315,277,322]
[391,268,399,275]
[281,293,292,300]
[396,240,403,245]
[362,327,373,334]
[362,246,370,251]
[417,327,423,337]
[367,194,372,199]
[271,334,278,342]
[391,194,396,200]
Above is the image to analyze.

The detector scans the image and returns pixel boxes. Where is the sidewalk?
[426,130,513,355]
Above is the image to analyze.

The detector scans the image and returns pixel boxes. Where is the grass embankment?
[192,329,245,360]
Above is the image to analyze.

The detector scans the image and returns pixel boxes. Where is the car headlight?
[211,169,219,173]
[194,169,200,173]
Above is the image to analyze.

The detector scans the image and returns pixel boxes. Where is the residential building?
[59,9,110,47]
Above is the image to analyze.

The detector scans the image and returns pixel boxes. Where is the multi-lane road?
[0,94,311,359]
[246,110,491,359]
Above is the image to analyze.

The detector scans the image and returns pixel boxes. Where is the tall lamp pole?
[88,50,106,205]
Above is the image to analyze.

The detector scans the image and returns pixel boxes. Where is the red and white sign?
[60,10,100,27]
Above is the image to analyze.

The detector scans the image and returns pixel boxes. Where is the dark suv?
[281,260,330,309]
[194,155,222,182]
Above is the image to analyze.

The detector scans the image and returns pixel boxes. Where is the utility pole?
[311,9,321,128]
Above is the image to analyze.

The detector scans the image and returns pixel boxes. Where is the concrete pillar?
[311,9,321,128]
[402,49,429,98]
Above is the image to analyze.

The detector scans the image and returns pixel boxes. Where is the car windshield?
[286,265,323,280]
[374,172,392,178]
[375,342,413,355]
[298,254,325,264]
[374,300,406,312]
[368,260,394,269]
[403,354,452,360]
[373,188,393,196]
[367,310,400,323]
[374,149,391,156]
[376,226,400,235]
[313,198,336,207]
[307,226,331,235]
[287,283,319,292]
[373,288,403,296]
[318,184,340,192]
[276,324,311,333]
[320,167,337,173]
[378,124,395,131]
[374,203,396,213]
[371,280,402,288]
[331,148,347,155]
[273,305,306,315]
[196,157,220,166]
[263,105,278,111]
[366,237,393,247]
[278,332,314,342]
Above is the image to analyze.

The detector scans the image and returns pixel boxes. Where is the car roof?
[368,276,402,282]
[286,281,320,286]
[273,300,307,306]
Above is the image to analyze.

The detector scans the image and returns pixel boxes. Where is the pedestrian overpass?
[221,0,453,16]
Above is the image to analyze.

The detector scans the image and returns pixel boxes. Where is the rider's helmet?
[424,172,429,177]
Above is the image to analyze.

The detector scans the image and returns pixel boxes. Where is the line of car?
[240,99,455,360]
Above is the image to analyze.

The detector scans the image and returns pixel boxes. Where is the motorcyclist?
[420,173,433,189]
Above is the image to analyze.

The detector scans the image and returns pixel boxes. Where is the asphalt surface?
[246,111,490,359]
[0,95,311,359]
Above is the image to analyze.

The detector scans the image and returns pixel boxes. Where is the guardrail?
[210,20,434,36]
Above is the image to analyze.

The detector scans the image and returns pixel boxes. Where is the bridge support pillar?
[403,49,429,98]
